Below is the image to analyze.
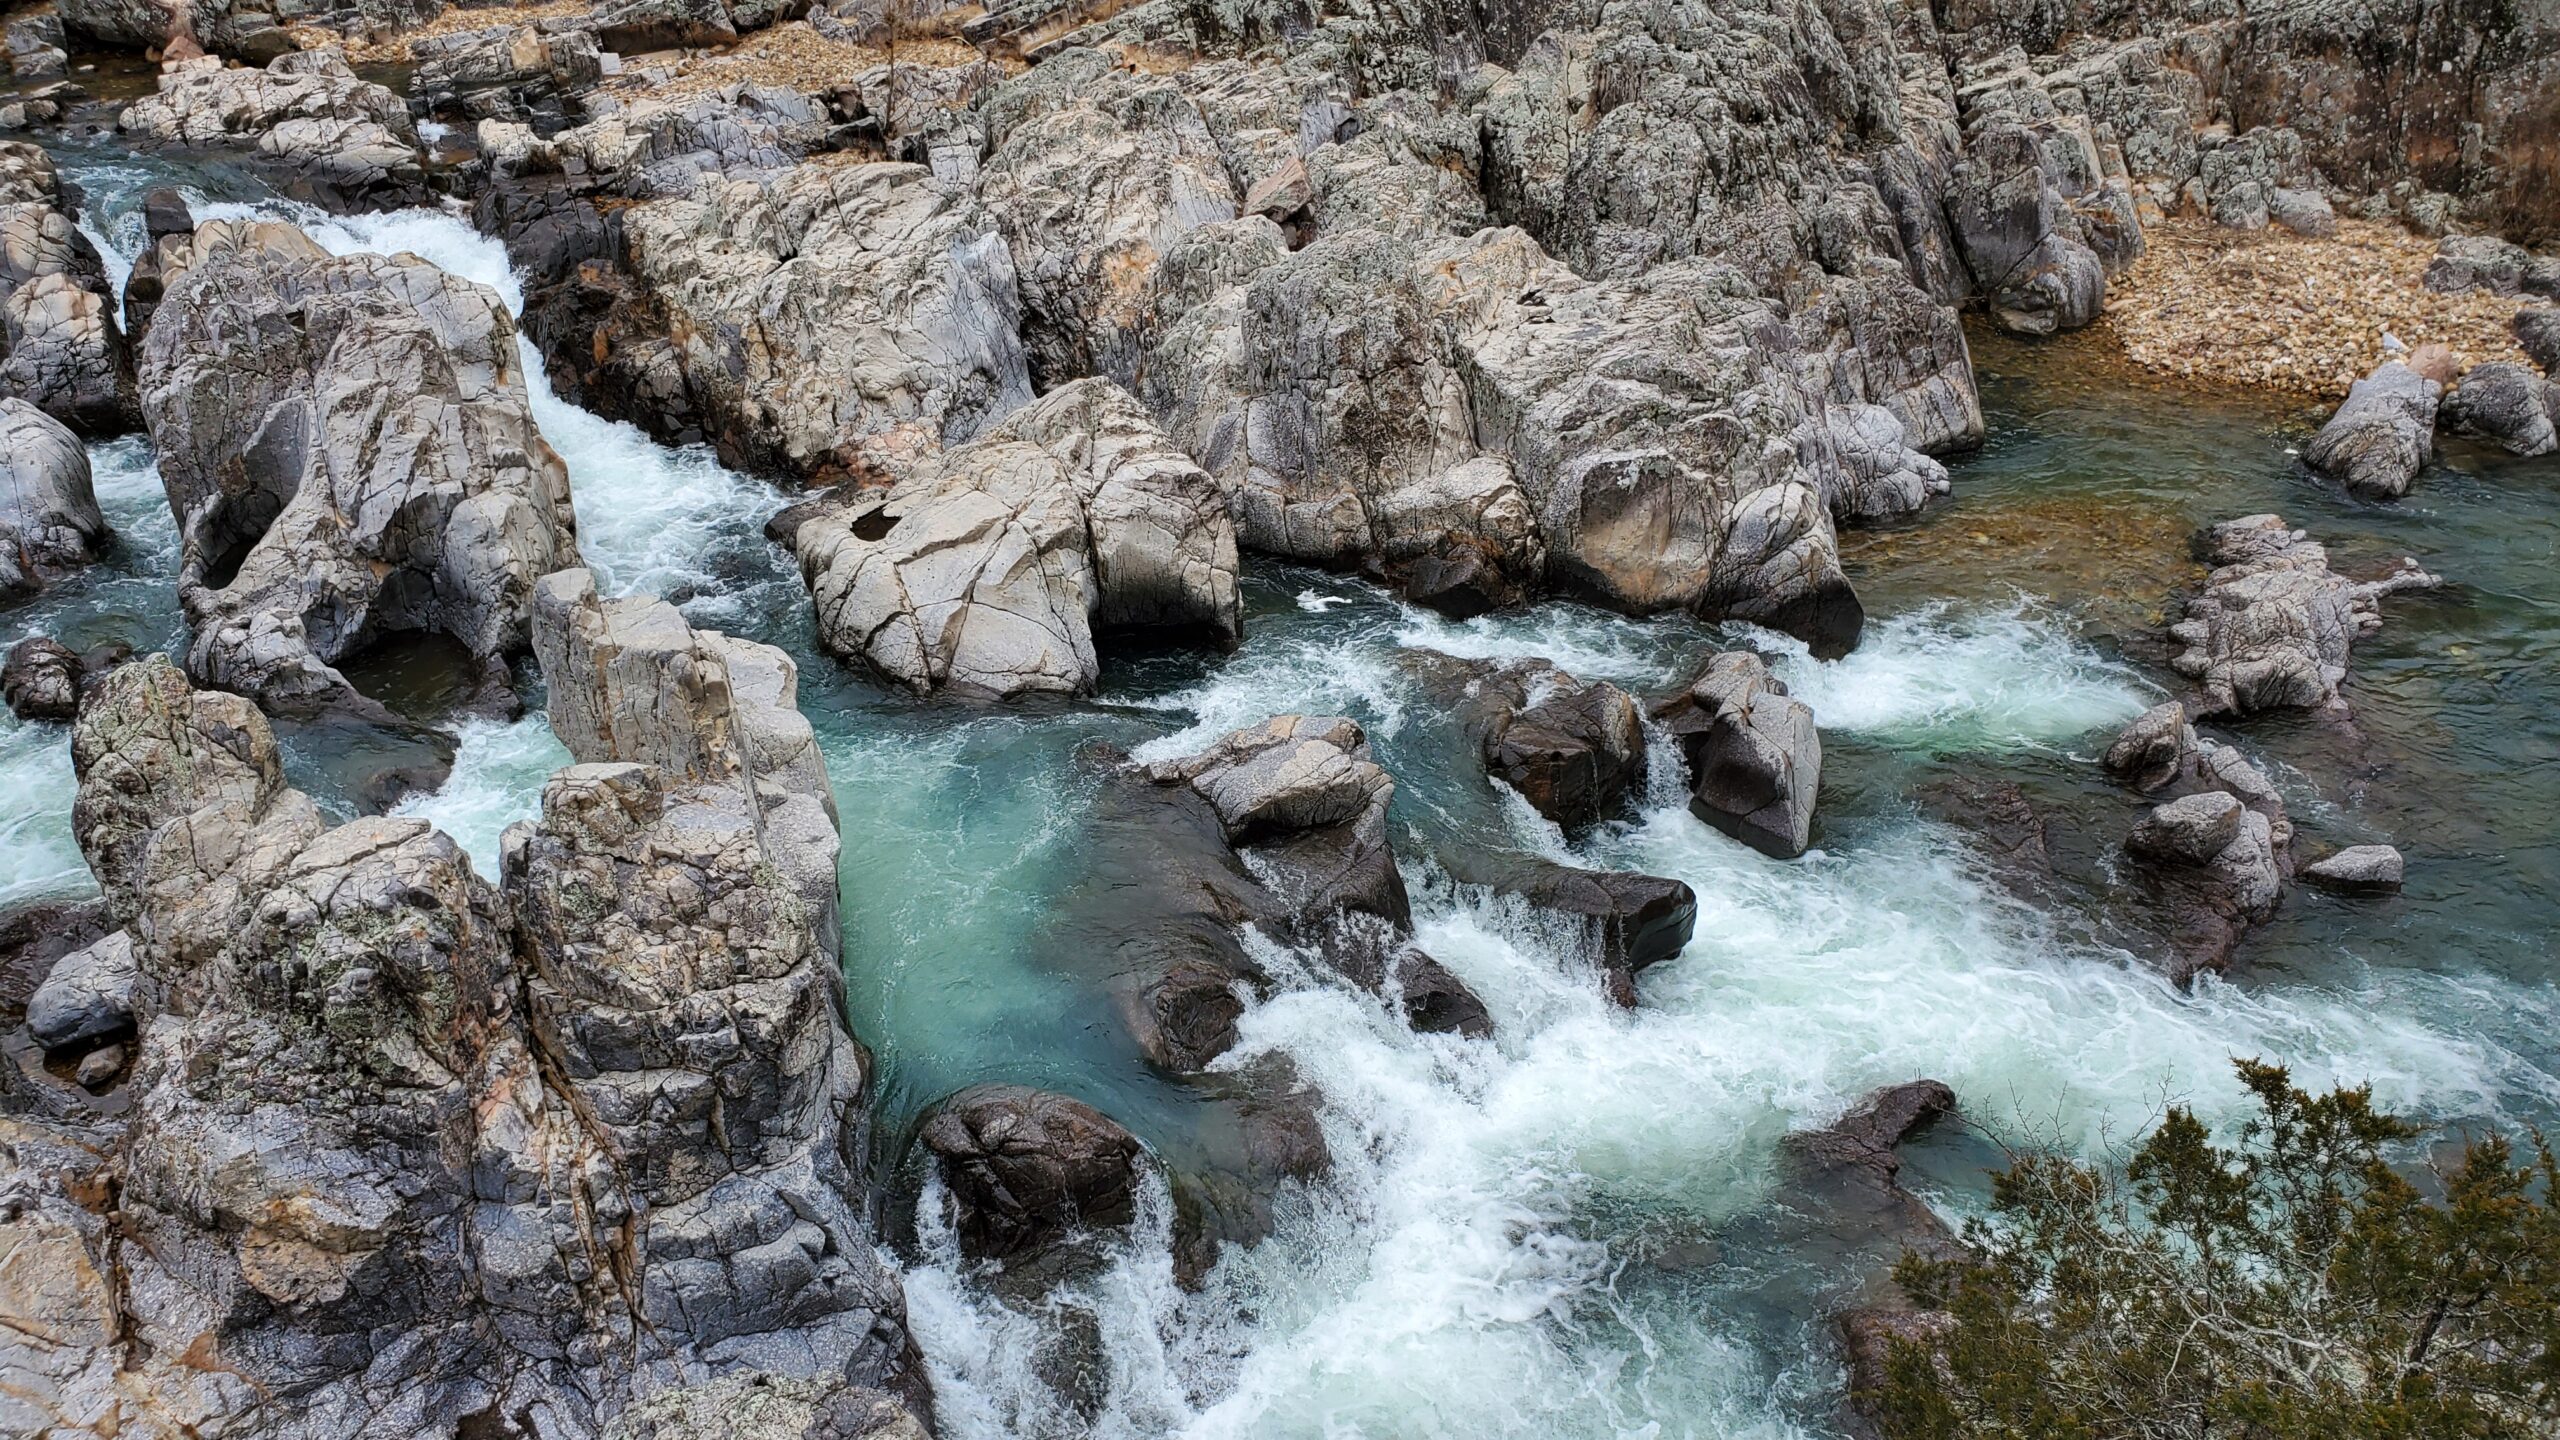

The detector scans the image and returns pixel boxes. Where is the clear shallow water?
[2,150,2554,1439]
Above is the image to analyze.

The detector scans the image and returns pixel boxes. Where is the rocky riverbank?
[3,0,2558,1434]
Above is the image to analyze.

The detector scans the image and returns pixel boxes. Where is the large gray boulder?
[2123,790,2286,981]
[614,157,1034,481]
[118,53,428,211]
[1652,652,1822,859]
[0,398,107,599]
[1414,653,1648,831]
[1945,117,2117,335]
[136,218,582,720]
[2302,360,2443,499]
[0,141,138,434]
[2423,234,2560,300]
[2303,844,2404,893]
[2168,515,2440,718]
[798,376,1241,700]
[2440,360,2559,456]
[23,929,138,1054]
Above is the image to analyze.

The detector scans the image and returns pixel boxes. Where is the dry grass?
[605,21,991,98]
[2102,217,2531,398]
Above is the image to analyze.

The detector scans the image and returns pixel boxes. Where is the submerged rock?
[920,1083,1147,1261]
[1653,652,1822,858]
[1781,1079,1964,1260]
[0,402,106,601]
[138,218,581,721]
[2303,844,2404,893]
[1435,847,1698,1006]
[2168,515,2440,718]
[2302,358,2443,499]
[798,377,1240,701]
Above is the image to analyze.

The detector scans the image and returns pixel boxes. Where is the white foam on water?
[0,437,182,904]
[906,595,2560,1440]
[388,714,572,880]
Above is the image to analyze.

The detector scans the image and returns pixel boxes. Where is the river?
[5,141,2555,1439]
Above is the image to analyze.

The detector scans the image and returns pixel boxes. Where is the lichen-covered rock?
[1945,117,2116,335]
[137,218,581,719]
[2,634,86,719]
[0,399,106,599]
[2423,234,2560,300]
[798,376,1239,700]
[2517,307,2560,375]
[1652,652,1822,858]
[0,141,137,434]
[410,22,606,130]
[919,1083,1146,1260]
[532,567,843,945]
[2169,515,2440,718]
[2303,360,2442,498]
[976,46,1242,388]
[2440,360,2559,456]
[118,53,427,211]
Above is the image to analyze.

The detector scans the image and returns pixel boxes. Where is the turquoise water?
[3,148,2554,1438]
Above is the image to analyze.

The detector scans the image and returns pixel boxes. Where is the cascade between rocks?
[2,143,2556,1440]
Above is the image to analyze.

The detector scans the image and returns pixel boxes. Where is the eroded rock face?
[616,157,1033,480]
[1653,652,1822,858]
[2303,360,2443,498]
[137,219,580,719]
[1413,651,1647,830]
[2098,700,2298,977]
[2168,515,2441,718]
[0,141,138,434]
[119,53,428,211]
[2,635,86,719]
[919,1083,1146,1260]
[0,399,107,599]
[798,376,1240,700]
[9,652,924,1438]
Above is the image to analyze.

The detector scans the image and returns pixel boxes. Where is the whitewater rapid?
[12,179,2555,1440]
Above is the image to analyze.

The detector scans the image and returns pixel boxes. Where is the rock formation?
[137,217,580,720]
[1653,652,1823,859]
[2440,361,2559,456]
[2303,844,2404,893]
[0,398,109,599]
[2100,699,2299,977]
[2168,516,2440,718]
[796,376,1240,700]
[918,1083,1147,1260]
[0,140,138,434]
[2303,357,2447,499]
[119,52,429,211]
[0,646,925,1438]
[1413,652,1648,831]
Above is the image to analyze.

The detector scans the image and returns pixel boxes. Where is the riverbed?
[6,144,2555,1439]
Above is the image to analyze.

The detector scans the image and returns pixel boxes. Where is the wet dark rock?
[2303,844,2403,893]
[1653,652,1821,858]
[24,929,136,1054]
[2440,360,2558,456]
[1783,1080,1963,1258]
[3,636,85,720]
[2517,307,2560,375]
[919,1084,1146,1260]
[1915,774,2052,878]
[1437,848,1696,1005]
[1411,652,1647,831]
[2303,359,2442,499]
[2102,700,2192,791]
[2169,515,2440,718]
[2123,790,2286,981]
[118,185,193,344]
